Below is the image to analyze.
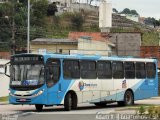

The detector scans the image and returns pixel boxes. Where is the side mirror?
[5,62,10,77]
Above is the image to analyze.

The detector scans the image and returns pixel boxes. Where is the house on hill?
[30,32,115,56]
[69,32,141,57]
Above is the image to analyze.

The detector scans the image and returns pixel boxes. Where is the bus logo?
[78,81,85,91]
[122,80,127,88]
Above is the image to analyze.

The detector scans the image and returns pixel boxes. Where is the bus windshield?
[10,64,44,86]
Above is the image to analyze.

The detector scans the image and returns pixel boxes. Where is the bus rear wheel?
[118,90,134,106]
[124,90,134,106]
[35,104,43,111]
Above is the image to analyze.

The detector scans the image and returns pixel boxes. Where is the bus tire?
[118,90,134,106]
[35,104,43,111]
[64,93,72,111]
[124,90,134,106]
[71,94,77,109]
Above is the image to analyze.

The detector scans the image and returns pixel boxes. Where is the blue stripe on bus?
[90,79,158,103]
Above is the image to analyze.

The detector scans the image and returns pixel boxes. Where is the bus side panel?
[47,79,76,105]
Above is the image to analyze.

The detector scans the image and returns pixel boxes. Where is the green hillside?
[0,0,159,52]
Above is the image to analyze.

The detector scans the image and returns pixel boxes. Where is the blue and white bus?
[6,53,158,111]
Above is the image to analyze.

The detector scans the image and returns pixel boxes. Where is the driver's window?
[46,59,60,88]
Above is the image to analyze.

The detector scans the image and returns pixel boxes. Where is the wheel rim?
[125,92,132,105]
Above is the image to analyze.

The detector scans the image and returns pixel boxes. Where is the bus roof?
[12,53,157,63]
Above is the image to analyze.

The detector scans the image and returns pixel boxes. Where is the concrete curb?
[0,101,9,105]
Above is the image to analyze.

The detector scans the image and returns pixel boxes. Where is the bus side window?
[146,63,156,79]
[80,61,97,79]
[125,62,135,79]
[97,61,112,79]
[46,59,60,87]
[136,62,146,79]
[63,60,80,79]
[112,61,124,79]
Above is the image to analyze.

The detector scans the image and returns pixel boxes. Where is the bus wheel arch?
[64,90,78,111]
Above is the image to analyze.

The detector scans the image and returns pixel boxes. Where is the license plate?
[19,99,26,102]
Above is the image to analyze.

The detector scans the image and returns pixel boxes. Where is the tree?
[0,3,12,51]
[121,8,139,15]
[113,8,118,13]
[130,10,139,15]
[47,2,58,16]
[31,0,48,26]
[121,8,130,14]
[71,13,84,31]
[144,17,160,27]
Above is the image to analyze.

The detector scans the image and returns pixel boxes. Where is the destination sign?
[11,55,44,63]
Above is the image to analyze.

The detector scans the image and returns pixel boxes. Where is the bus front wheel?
[64,93,72,111]
[35,104,43,111]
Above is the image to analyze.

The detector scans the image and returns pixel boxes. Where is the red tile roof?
[68,32,109,41]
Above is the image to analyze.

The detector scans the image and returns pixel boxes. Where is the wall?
[30,44,77,54]
[109,33,141,57]
[140,46,160,68]
[0,59,9,97]
[0,52,10,59]
[70,37,113,56]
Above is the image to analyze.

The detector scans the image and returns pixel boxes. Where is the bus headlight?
[33,90,44,97]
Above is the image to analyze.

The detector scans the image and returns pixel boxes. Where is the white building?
[70,36,114,56]
[125,14,140,22]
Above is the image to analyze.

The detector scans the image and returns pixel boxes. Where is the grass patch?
[115,104,158,112]
[0,96,8,102]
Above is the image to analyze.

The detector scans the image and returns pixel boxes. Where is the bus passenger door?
[46,59,61,105]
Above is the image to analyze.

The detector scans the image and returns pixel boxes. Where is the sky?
[110,0,160,19]
[78,0,160,19]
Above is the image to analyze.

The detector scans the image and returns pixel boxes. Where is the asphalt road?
[1,98,160,120]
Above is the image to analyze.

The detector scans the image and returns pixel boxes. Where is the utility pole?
[11,0,16,55]
[116,35,118,56]
[27,0,30,53]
